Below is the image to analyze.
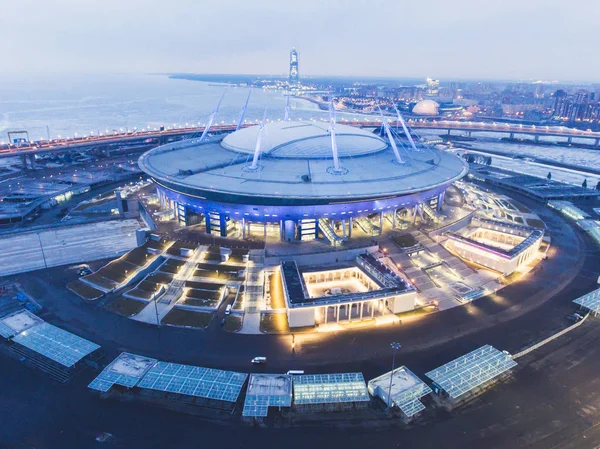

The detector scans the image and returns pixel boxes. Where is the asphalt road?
[2,192,600,448]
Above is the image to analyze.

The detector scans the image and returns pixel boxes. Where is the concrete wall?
[266,245,378,267]
[444,239,516,273]
[0,219,140,277]
[389,291,417,314]
[444,236,542,275]
[138,201,157,231]
[288,307,316,328]
[428,211,475,237]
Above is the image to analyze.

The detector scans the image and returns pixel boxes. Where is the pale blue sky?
[3,0,598,81]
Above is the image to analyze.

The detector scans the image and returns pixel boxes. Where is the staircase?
[244,250,266,313]
[318,219,344,247]
[355,216,380,236]
[423,204,444,224]
[159,245,207,304]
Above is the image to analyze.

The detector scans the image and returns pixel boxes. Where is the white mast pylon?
[393,104,419,152]
[378,106,403,164]
[328,99,342,173]
[199,91,226,143]
[249,107,268,171]
[284,94,291,121]
[236,89,252,131]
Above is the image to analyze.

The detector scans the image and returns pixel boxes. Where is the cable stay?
[378,106,404,164]
[236,89,252,131]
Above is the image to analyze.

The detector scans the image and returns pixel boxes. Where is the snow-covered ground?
[0,219,139,276]
[472,139,600,169]
[418,129,600,171]
[453,149,600,187]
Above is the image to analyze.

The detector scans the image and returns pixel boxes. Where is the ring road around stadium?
[138,120,468,243]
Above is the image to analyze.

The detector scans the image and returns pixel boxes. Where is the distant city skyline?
[2,0,600,82]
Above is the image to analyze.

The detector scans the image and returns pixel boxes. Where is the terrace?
[202,246,249,264]
[77,239,172,295]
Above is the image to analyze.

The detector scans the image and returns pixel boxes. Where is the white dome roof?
[221,120,387,159]
[412,99,439,116]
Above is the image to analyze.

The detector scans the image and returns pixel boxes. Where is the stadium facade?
[138,119,468,245]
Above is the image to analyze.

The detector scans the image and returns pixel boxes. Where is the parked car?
[78,266,92,277]
[251,357,267,364]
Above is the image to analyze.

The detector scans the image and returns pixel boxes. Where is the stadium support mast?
[236,89,252,132]
[393,104,419,152]
[284,94,291,121]
[328,99,342,173]
[378,106,403,164]
[199,91,226,143]
[249,107,268,171]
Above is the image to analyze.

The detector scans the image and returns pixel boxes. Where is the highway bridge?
[2,120,600,167]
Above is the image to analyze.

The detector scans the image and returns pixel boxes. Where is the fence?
[512,313,589,360]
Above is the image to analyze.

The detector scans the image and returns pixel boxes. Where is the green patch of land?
[124,288,155,300]
[526,218,545,229]
[162,308,213,328]
[67,280,104,301]
[224,315,243,332]
[182,297,219,308]
[105,297,147,316]
[83,273,118,290]
[393,234,418,248]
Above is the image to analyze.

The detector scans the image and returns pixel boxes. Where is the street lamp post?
[388,342,401,410]
[153,289,160,327]
[291,333,296,355]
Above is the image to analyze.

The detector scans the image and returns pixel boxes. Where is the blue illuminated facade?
[154,179,447,241]
[141,119,467,244]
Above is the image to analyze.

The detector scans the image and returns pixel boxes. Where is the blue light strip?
[156,184,448,224]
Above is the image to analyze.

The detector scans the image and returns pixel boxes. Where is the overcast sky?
[3,0,599,82]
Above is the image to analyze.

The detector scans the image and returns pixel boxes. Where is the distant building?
[289,48,299,84]
[426,77,439,96]
[412,99,439,116]
[443,217,543,275]
[552,89,600,123]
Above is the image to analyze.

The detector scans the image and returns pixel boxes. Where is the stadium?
[138,118,468,245]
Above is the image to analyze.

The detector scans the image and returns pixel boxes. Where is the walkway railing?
[512,313,589,360]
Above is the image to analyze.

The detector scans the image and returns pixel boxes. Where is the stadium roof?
[242,374,292,417]
[138,122,468,202]
[222,121,387,158]
[12,322,100,368]
[425,345,516,399]
[293,372,370,405]
[573,287,600,314]
[137,362,247,402]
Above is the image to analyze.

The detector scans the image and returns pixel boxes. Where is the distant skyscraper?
[289,48,299,84]
[426,77,439,97]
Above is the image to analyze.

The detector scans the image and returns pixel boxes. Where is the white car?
[251,357,267,364]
